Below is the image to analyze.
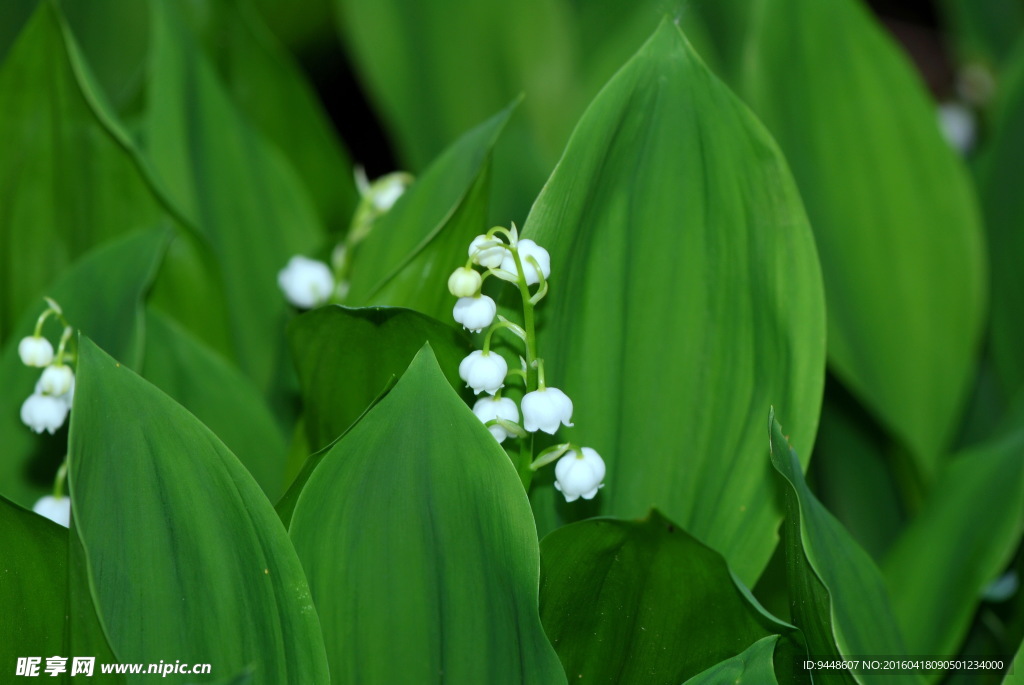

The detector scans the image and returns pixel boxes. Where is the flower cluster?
[18,299,75,436]
[278,168,412,309]
[447,225,605,502]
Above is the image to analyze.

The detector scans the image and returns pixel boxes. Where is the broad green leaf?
[883,429,1024,660]
[0,1,163,345]
[0,0,38,63]
[287,305,471,451]
[145,0,324,393]
[344,102,513,321]
[289,345,565,684]
[0,496,68,670]
[0,228,167,508]
[142,309,289,501]
[538,512,799,684]
[1004,640,1024,684]
[976,47,1024,402]
[743,0,987,475]
[68,336,329,683]
[523,20,825,584]
[769,411,917,685]
[682,635,782,685]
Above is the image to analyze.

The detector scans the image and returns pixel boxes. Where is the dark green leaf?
[68,336,329,683]
[287,305,470,451]
[743,0,987,475]
[769,411,917,685]
[523,20,826,585]
[682,635,782,685]
[539,512,797,684]
[289,345,565,683]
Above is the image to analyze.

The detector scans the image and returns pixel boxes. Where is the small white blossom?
[36,374,74,409]
[938,102,976,154]
[18,336,54,367]
[39,364,74,396]
[468,235,508,269]
[521,387,573,434]
[459,350,508,395]
[472,396,520,443]
[453,295,496,333]
[278,256,335,309]
[554,447,606,502]
[20,393,69,434]
[371,174,409,212]
[501,239,551,286]
[448,267,482,298]
[33,495,70,528]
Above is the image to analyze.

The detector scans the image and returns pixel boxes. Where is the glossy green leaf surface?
[883,429,1024,658]
[287,305,471,451]
[744,0,987,474]
[142,309,289,501]
[69,337,329,683]
[0,496,68,670]
[289,346,565,684]
[145,0,324,393]
[0,228,167,508]
[0,1,162,344]
[770,412,917,685]
[682,635,781,685]
[538,512,797,684]
[523,20,826,584]
[344,103,513,321]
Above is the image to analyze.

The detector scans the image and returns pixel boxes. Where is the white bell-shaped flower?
[278,256,335,309]
[453,295,496,333]
[20,393,70,434]
[468,235,508,269]
[459,350,507,395]
[472,396,520,443]
[39,364,74,396]
[447,267,482,298]
[370,173,409,212]
[35,374,74,409]
[33,495,70,528]
[554,447,606,502]
[18,336,54,368]
[501,239,551,286]
[521,386,573,434]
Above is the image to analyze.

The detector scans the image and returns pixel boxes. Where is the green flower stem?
[53,458,68,499]
[55,326,74,366]
[507,243,540,490]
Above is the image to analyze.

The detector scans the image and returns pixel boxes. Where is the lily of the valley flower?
[278,256,335,309]
[18,336,54,367]
[459,350,507,395]
[501,239,551,286]
[20,393,69,435]
[468,235,508,269]
[554,447,606,502]
[521,387,573,434]
[39,364,74,396]
[33,495,70,528]
[453,295,497,333]
[472,396,521,443]
[447,267,482,298]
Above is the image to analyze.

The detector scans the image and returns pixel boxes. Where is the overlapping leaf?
[523,20,825,584]
[289,346,565,683]
[682,635,782,685]
[69,336,329,683]
[743,0,987,476]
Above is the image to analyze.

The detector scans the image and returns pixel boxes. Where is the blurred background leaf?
[523,20,825,586]
[743,0,987,485]
[288,346,565,683]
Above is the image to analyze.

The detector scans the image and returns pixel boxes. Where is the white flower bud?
[472,396,520,443]
[278,256,335,309]
[448,267,482,298]
[521,387,573,434]
[501,239,551,286]
[459,350,507,395]
[938,102,975,154]
[370,173,410,212]
[39,364,74,396]
[453,295,496,333]
[20,393,69,434]
[554,447,606,502]
[468,235,508,269]
[33,495,70,528]
[18,336,54,368]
